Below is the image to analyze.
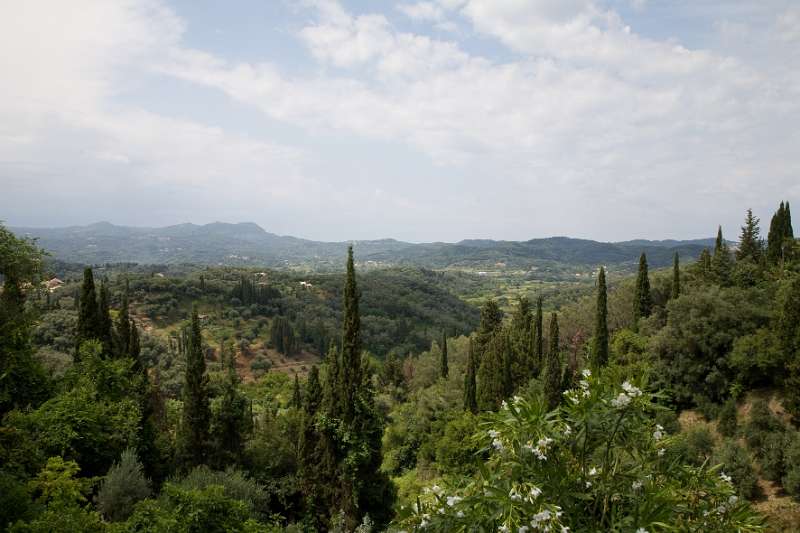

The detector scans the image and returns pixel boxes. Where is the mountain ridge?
[12,221,715,270]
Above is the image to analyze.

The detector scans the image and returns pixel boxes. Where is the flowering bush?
[392,370,765,532]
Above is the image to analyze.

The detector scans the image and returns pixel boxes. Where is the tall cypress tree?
[76,267,100,356]
[785,202,794,240]
[737,208,763,263]
[292,374,302,409]
[533,296,544,376]
[767,202,786,264]
[476,299,503,357]
[339,246,361,424]
[463,337,478,414]
[671,252,680,299]
[711,226,733,284]
[510,296,533,385]
[97,281,113,356]
[633,253,652,327]
[115,280,131,358]
[592,267,608,369]
[779,277,800,423]
[211,340,250,468]
[476,333,505,411]
[440,330,449,379]
[176,306,210,470]
[332,247,394,528]
[543,313,562,410]
[298,365,324,523]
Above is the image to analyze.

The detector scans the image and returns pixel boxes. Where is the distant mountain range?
[12,221,718,271]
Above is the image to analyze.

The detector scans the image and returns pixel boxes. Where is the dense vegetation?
[2,201,800,531]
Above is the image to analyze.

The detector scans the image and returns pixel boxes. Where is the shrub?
[717,399,738,437]
[96,448,151,522]
[744,399,781,451]
[680,425,715,467]
[783,432,800,499]
[757,431,787,482]
[393,373,765,532]
[175,466,269,521]
[715,440,759,499]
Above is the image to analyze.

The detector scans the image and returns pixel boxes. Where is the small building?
[45,278,64,292]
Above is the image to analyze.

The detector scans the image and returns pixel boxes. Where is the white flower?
[420,519,429,528]
[585,481,592,488]
[653,424,664,441]
[579,379,590,390]
[657,448,665,456]
[530,509,552,527]
[611,393,631,408]
[438,507,445,514]
[632,480,644,490]
[446,495,462,507]
[498,525,510,533]
[513,395,523,405]
[488,429,500,438]
[720,472,732,484]
[492,438,505,451]
[456,511,464,518]
[564,424,572,436]
[510,488,523,501]
[728,495,739,505]
[622,381,642,397]
[589,467,598,476]
[582,368,592,378]
[635,528,648,533]
[530,486,542,498]
[561,527,570,533]
[432,484,443,496]
[538,437,553,448]
[518,527,530,533]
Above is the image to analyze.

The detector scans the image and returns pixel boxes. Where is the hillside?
[14,221,710,271]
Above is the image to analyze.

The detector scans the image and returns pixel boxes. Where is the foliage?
[715,440,759,499]
[394,372,765,532]
[717,399,738,438]
[96,448,151,522]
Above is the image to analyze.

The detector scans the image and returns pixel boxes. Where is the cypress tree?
[633,253,652,326]
[737,208,763,263]
[292,374,302,409]
[440,330,449,379]
[129,319,140,362]
[339,246,361,424]
[592,266,609,369]
[115,280,131,358]
[699,248,712,277]
[671,252,680,299]
[476,334,505,411]
[211,340,250,468]
[76,267,100,355]
[510,296,533,384]
[331,247,394,528]
[711,226,733,284]
[97,281,113,356]
[476,299,503,357]
[298,365,324,526]
[463,337,478,414]
[176,306,211,470]
[543,313,562,410]
[767,202,786,264]
[533,296,544,376]
[785,202,794,239]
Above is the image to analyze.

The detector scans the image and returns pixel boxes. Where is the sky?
[1,0,798,243]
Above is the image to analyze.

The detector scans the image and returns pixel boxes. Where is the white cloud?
[1,0,798,240]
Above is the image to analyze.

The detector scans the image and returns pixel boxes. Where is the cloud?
[1,0,798,241]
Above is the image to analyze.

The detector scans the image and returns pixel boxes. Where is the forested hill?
[14,221,710,270]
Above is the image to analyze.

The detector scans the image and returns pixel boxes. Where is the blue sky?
[1,0,798,242]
